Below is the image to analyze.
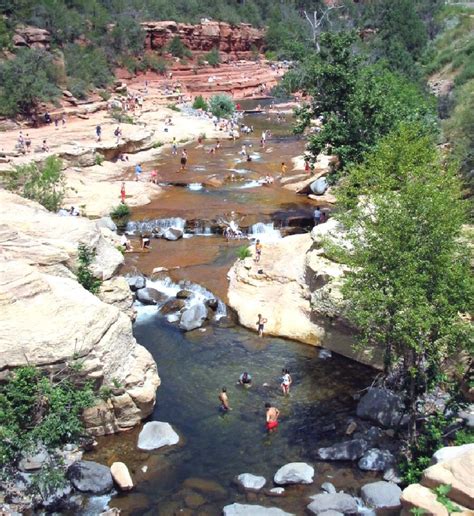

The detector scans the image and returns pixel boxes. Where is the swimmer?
[265,402,280,432]
[238,372,252,388]
[219,387,231,411]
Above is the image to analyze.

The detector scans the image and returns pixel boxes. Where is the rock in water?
[273,462,314,485]
[223,503,294,515]
[163,227,184,241]
[361,481,402,510]
[110,462,133,491]
[356,388,408,428]
[317,439,369,461]
[136,287,166,305]
[307,493,358,514]
[310,177,328,195]
[236,473,267,491]
[127,275,146,292]
[176,289,193,299]
[358,448,395,471]
[67,460,113,494]
[179,302,208,331]
[320,482,337,494]
[137,421,179,450]
[159,298,186,315]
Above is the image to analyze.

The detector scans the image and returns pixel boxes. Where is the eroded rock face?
[142,21,265,59]
[0,191,160,436]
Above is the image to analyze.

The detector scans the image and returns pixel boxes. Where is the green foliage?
[209,94,235,119]
[99,90,111,101]
[454,428,474,445]
[0,16,12,49]
[0,366,95,468]
[237,246,252,260]
[336,125,473,442]
[110,107,134,124]
[64,44,112,93]
[143,53,167,74]
[167,103,181,112]
[205,47,221,67]
[292,32,436,168]
[167,36,192,59]
[110,203,131,229]
[108,15,145,57]
[152,141,163,148]
[67,78,89,100]
[7,155,65,212]
[192,95,208,111]
[77,244,101,294]
[434,484,462,513]
[0,48,61,116]
[94,154,104,166]
[29,460,68,501]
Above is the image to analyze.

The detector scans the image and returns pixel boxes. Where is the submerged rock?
[317,439,369,461]
[236,473,266,491]
[223,503,294,516]
[136,287,167,305]
[361,481,402,510]
[356,388,408,428]
[358,448,395,471]
[137,421,179,450]
[307,493,358,514]
[159,298,186,315]
[179,302,208,331]
[67,460,113,494]
[273,462,314,485]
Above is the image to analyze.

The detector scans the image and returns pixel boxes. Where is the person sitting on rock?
[140,234,151,250]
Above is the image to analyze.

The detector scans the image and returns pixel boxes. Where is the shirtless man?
[265,402,280,432]
[219,387,231,412]
[255,239,262,263]
[256,313,267,338]
[280,162,287,176]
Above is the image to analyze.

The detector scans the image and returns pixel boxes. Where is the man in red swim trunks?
[265,402,280,432]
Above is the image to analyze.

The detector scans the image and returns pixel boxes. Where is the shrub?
[209,94,235,119]
[152,141,163,148]
[197,55,206,67]
[94,154,104,166]
[108,16,145,56]
[7,156,65,212]
[192,95,208,111]
[110,203,131,228]
[67,78,89,100]
[237,246,252,260]
[167,103,181,112]
[77,244,102,294]
[144,54,167,75]
[167,36,192,59]
[205,47,221,67]
[110,108,134,124]
[64,44,112,91]
[0,365,95,468]
[99,90,111,101]
[0,48,61,116]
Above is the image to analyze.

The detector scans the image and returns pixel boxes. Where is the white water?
[187,183,203,191]
[235,180,263,189]
[248,221,282,243]
[134,275,227,323]
[126,217,186,234]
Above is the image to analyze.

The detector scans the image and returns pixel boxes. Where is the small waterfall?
[187,183,203,191]
[248,222,282,242]
[126,217,186,234]
[193,223,213,236]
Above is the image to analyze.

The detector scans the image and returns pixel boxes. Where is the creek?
[87,102,379,515]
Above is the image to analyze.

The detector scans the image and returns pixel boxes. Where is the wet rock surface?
[307,492,358,515]
[273,462,314,485]
[67,460,113,494]
[137,421,180,450]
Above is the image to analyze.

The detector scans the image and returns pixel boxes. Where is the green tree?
[0,48,61,116]
[205,47,221,67]
[209,94,235,119]
[108,15,145,56]
[167,36,191,59]
[336,124,473,439]
[76,244,102,294]
[192,95,208,111]
[7,156,65,212]
[64,44,112,91]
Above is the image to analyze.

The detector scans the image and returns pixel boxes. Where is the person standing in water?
[180,149,188,171]
[265,402,280,432]
[281,368,292,395]
[280,162,287,176]
[238,372,252,388]
[219,387,231,411]
[256,314,267,337]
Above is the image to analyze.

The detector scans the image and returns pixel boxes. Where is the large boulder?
[159,298,186,315]
[127,275,146,292]
[273,462,314,485]
[137,421,179,450]
[67,460,113,494]
[307,493,358,514]
[223,504,294,516]
[358,448,395,471]
[18,445,49,472]
[95,217,117,232]
[97,276,135,319]
[361,481,402,511]
[421,448,474,509]
[110,462,134,491]
[432,443,474,464]
[179,302,208,331]
[310,177,328,195]
[136,287,167,305]
[356,388,408,428]
[236,473,266,491]
[317,439,369,461]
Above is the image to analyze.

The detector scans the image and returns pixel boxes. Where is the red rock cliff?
[141,21,265,59]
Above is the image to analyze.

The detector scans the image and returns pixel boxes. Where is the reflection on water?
[88,316,376,514]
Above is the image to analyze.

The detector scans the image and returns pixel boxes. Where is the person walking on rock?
[96,124,102,142]
[135,163,143,181]
[180,149,188,171]
[255,239,262,263]
[120,182,126,203]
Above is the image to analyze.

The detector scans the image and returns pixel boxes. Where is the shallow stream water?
[87,103,379,515]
